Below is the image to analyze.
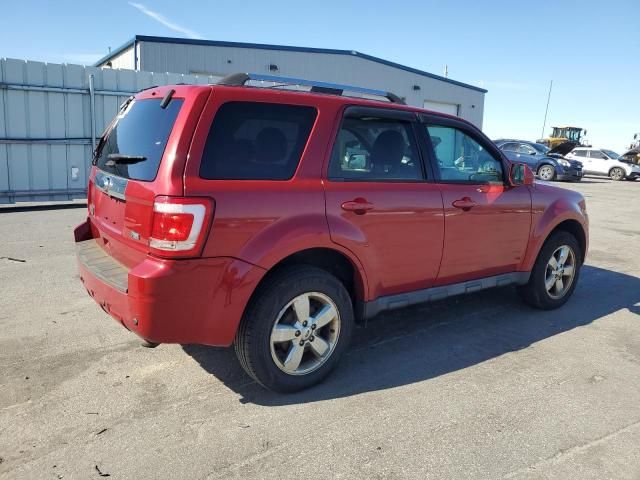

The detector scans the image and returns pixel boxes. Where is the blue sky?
[2,0,638,151]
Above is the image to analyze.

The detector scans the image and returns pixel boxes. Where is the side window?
[517,144,536,155]
[501,142,519,152]
[199,102,317,180]
[573,149,588,157]
[425,125,504,184]
[328,116,423,181]
[589,150,606,159]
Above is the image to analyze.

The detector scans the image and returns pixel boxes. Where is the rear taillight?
[149,196,214,258]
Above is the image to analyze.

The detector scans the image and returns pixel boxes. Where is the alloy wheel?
[539,165,555,181]
[610,168,624,180]
[269,292,341,376]
[544,245,576,299]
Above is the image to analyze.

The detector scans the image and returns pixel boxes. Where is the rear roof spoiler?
[216,72,406,105]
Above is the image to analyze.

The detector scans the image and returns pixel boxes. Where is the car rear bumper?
[74,219,266,346]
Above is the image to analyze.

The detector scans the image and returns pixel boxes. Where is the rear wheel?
[235,266,354,392]
[537,164,556,181]
[609,167,625,181]
[518,231,581,310]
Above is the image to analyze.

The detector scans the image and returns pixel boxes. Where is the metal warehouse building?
[96,35,487,127]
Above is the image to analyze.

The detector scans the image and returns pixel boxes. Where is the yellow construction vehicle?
[537,126,589,149]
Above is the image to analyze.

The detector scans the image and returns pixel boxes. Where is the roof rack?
[216,73,406,105]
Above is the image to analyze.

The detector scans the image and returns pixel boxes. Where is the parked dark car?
[494,139,583,182]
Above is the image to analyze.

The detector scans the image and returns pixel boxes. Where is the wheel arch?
[537,162,556,173]
[523,216,588,272]
[522,193,588,272]
[545,219,587,264]
[243,247,369,323]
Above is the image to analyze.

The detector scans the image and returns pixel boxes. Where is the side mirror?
[510,162,534,186]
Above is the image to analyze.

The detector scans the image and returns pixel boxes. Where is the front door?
[324,108,445,299]
[420,120,532,285]
[588,150,609,174]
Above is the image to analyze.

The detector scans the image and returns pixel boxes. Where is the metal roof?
[95,35,487,94]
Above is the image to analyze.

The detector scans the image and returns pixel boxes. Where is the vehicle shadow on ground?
[576,178,609,184]
[183,265,640,405]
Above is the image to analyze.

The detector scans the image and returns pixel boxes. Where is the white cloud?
[128,2,202,39]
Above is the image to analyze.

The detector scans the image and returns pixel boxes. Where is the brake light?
[149,196,213,258]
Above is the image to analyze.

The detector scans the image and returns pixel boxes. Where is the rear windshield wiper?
[92,137,104,165]
[106,154,147,166]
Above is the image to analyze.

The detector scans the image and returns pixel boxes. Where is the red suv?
[75,73,588,392]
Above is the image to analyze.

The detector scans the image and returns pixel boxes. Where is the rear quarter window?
[199,102,317,180]
[95,98,183,181]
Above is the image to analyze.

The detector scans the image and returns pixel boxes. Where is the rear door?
[89,86,209,266]
[420,116,532,285]
[324,107,445,299]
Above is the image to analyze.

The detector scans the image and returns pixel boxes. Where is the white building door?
[423,100,459,116]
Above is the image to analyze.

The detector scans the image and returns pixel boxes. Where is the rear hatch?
[87,86,211,267]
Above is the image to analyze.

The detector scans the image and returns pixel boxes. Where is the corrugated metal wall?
[0,58,218,204]
[138,41,486,127]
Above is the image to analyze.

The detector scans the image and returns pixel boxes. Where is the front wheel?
[537,164,556,181]
[235,266,354,392]
[518,231,581,310]
[609,167,625,181]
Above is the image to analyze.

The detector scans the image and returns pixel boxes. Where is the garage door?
[423,100,459,116]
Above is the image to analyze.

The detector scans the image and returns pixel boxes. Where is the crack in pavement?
[503,418,640,478]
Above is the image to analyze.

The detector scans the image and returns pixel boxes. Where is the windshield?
[531,143,550,154]
[552,127,581,142]
[95,98,183,181]
[602,149,620,159]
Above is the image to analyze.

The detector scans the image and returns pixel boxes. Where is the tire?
[609,167,625,181]
[234,265,354,392]
[517,231,582,310]
[537,164,556,181]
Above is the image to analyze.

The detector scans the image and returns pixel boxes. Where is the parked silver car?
[566,148,640,181]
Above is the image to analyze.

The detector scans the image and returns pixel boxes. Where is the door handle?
[341,199,375,214]
[452,197,477,211]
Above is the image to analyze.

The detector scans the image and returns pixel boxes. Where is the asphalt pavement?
[1,176,639,479]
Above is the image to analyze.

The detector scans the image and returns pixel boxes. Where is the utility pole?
[444,65,448,78]
[541,80,553,139]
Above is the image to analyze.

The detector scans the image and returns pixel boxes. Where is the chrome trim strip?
[94,170,128,201]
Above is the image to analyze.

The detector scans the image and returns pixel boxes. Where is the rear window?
[95,98,183,181]
[199,102,317,180]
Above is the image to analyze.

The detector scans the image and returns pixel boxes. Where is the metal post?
[540,80,553,140]
[89,74,97,155]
